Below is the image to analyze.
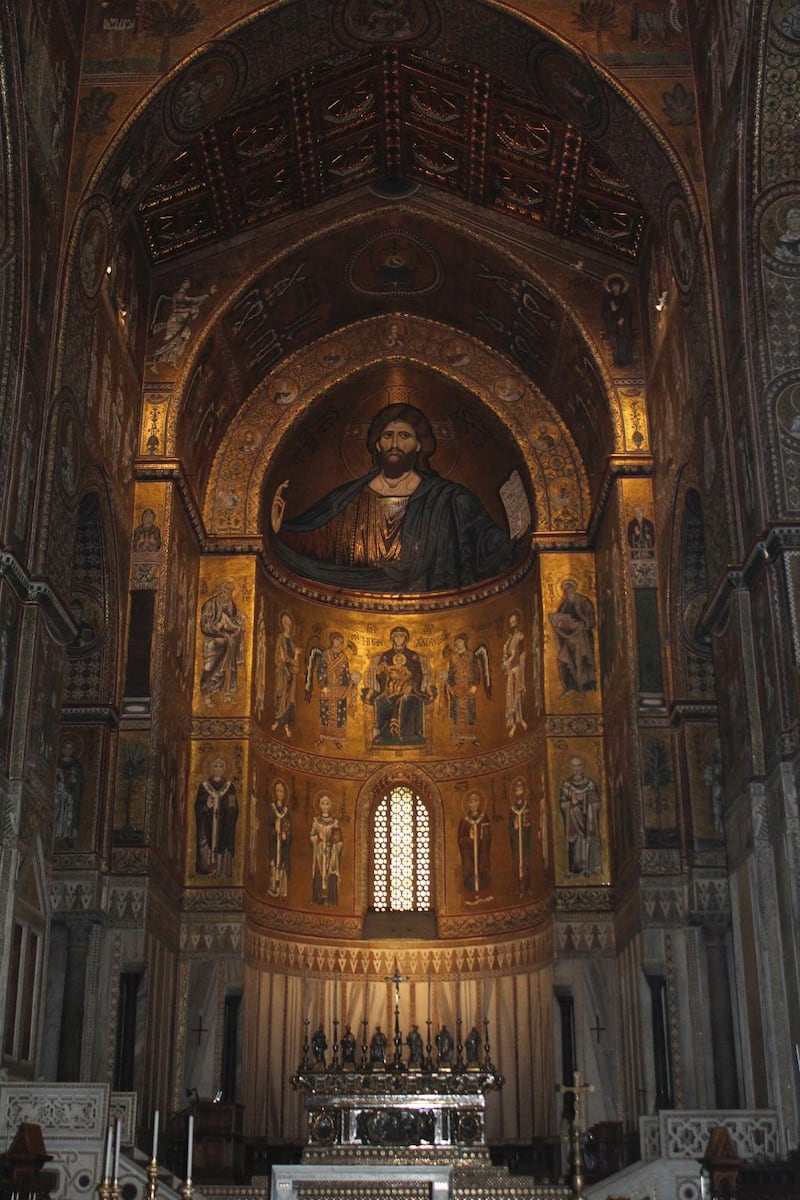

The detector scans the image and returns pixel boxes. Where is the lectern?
[170,1101,244,1182]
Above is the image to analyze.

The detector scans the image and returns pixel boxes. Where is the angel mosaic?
[443,633,490,747]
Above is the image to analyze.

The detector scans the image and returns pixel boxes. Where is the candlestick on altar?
[103,1126,113,1182]
[109,1120,122,1200]
[113,1120,121,1183]
[361,1015,369,1070]
[145,1109,160,1200]
[97,1125,113,1200]
[146,1158,158,1200]
[301,1017,310,1070]
[425,1016,433,1072]
[186,1113,194,1182]
[333,962,339,1026]
[391,996,403,1072]
[483,1016,495,1073]
[332,1015,341,1072]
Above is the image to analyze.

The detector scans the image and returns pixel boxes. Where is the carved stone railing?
[0,1084,180,1200]
[639,1109,784,1162]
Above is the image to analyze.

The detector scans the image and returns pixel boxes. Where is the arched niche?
[204,316,592,541]
[352,763,446,930]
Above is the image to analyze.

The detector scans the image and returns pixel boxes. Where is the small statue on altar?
[341,1024,357,1070]
[370,1025,388,1068]
[406,1024,424,1069]
[312,1024,327,1069]
[465,1026,481,1069]
[436,1024,453,1068]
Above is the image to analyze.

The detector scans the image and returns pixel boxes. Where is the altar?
[291,1001,502,1163]
[278,980,576,1200]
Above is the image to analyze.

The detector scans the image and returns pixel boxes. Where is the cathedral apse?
[235,363,555,920]
[264,363,533,595]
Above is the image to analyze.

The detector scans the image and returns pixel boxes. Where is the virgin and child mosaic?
[250,604,536,751]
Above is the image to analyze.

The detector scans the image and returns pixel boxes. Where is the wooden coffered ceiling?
[138,46,646,266]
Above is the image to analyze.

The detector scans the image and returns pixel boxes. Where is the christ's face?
[377,420,420,478]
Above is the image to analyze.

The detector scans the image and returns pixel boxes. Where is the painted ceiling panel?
[137,47,646,266]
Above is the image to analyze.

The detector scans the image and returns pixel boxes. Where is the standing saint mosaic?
[273,610,301,737]
[305,632,359,745]
[310,793,343,905]
[194,756,239,877]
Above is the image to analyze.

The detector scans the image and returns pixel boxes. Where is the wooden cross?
[589,1013,606,1044]
[385,959,409,1006]
[555,1070,595,1127]
[190,1012,208,1045]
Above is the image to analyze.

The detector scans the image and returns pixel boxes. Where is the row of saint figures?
[300,1013,496,1074]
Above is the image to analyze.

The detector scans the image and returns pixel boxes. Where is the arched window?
[372,785,431,911]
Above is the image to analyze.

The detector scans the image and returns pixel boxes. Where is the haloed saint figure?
[270,403,520,592]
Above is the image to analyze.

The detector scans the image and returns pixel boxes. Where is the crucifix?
[384,958,409,1006]
[384,959,409,1071]
[190,1012,208,1045]
[555,1071,595,1200]
[589,1013,606,1044]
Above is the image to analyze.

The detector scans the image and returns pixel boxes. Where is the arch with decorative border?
[204,315,592,539]
[352,764,446,923]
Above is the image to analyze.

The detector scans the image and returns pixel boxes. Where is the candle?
[364,970,369,1018]
[113,1119,121,1181]
[186,1113,194,1180]
[796,1042,800,1074]
[103,1125,113,1180]
[427,969,432,1023]
[152,1109,159,1162]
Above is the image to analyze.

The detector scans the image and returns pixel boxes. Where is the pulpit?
[170,1101,244,1182]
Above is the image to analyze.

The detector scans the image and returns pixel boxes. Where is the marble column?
[703,919,740,1108]
[57,919,93,1081]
